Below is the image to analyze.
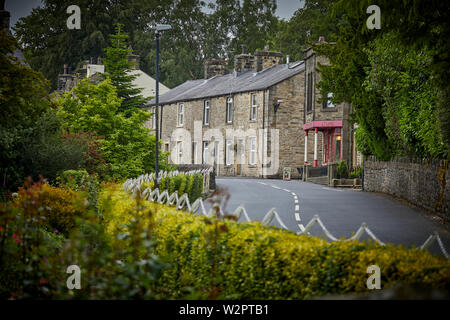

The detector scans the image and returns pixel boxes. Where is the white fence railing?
[123,174,449,259]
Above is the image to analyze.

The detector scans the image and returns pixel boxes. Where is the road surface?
[204,178,450,257]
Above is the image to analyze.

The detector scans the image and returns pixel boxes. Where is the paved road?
[205,178,450,257]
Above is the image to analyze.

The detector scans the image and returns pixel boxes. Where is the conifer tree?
[103,23,147,116]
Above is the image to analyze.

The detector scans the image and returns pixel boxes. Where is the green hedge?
[158,173,203,201]
[147,209,450,299]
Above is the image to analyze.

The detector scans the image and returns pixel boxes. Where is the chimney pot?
[241,44,247,54]
[0,3,10,31]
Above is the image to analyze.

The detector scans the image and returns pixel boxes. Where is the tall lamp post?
[154,24,171,189]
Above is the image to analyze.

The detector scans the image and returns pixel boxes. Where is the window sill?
[321,108,338,112]
[248,164,258,168]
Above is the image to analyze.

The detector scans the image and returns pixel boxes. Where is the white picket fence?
[123,172,449,259]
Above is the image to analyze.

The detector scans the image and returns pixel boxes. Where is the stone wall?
[364,157,450,222]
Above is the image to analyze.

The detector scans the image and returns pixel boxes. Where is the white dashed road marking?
[256,182,305,231]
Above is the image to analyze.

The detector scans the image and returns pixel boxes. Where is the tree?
[14,0,115,89]
[0,29,86,191]
[267,0,340,61]
[102,24,147,115]
[58,78,170,179]
[313,0,450,158]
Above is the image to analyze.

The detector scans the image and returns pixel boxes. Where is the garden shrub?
[190,174,203,200]
[1,180,166,299]
[58,169,100,209]
[152,174,203,202]
[101,185,450,299]
[13,180,87,235]
[336,160,349,179]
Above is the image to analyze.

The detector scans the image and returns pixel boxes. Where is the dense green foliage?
[0,30,87,191]
[102,24,147,115]
[268,0,339,61]
[101,185,450,299]
[14,0,279,90]
[57,78,169,179]
[2,179,449,299]
[312,0,450,159]
[0,181,167,299]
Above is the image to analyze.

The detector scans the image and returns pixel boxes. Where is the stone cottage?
[146,41,360,179]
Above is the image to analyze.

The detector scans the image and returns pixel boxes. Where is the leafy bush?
[57,78,171,180]
[101,185,450,299]
[0,180,166,299]
[336,160,349,179]
[13,180,87,235]
[348,167,362,179]
[58,169,100,209]
[156,173,203,201]
[191,174,203,200]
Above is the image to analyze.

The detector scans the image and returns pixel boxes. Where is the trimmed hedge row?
[101,185,450,299]
[140,173,203,202]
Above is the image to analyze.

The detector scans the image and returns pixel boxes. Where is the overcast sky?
[5,0,305,28]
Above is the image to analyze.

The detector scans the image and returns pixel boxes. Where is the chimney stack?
[0,0,10,31]
[204,59,228,79]
[253,45,283,72]
[63,64,68,75]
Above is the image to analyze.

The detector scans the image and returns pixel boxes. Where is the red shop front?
[303,120,343,167]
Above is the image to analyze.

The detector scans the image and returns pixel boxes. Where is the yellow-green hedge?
[100,184,450,299]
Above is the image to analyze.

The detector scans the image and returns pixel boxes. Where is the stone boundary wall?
[364,157,450,222]
[176,164,216,191]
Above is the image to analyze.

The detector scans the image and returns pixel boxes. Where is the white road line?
[298,224,305,232]
[291,192,296,196]
[283,189,290,192]
[294,196,298,200]
[294,199,298,204]
[295,213,301,221]
[295,205,300,211]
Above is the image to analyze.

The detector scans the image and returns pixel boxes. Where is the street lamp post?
[154,24,171,189]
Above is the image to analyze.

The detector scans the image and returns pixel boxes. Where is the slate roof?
[145,60,305,107]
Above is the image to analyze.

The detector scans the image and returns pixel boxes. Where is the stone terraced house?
[146,41,359,180]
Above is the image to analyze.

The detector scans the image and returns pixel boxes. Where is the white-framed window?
[149,106,156,129]
[178,104,184,126]
[225,139,233,165]
[177,141,183,164]
[249,136,257,165]
[226,97,233,123]
[203,100,210,125]
[192,141,198,164]
[250,93,258,120]
[203,141,209,164]
[323,92,335,108]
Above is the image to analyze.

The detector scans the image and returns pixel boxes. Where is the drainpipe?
[262,89,266,178]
